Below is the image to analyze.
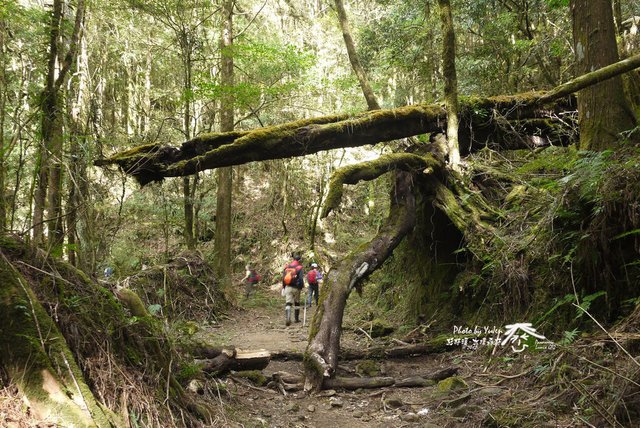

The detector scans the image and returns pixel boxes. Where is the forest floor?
[199,286,578,428]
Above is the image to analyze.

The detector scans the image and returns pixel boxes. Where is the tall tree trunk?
[0,14,6,232]
[214,0,234,285]
[67,25,89,267]
[34,0,85,250]
[437,0,461,169]
[182,34,197,250]
[570,0,636,150]
[33,0,62,245]
[334,0,381,110]
[183,177,196,249]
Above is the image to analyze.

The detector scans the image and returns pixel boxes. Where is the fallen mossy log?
[270,337,450,362]
[94,53,640,186]
[95,95,570,185]
[324,376,395,390]
[394,367,460,387]
[267,367,459,392]
[340,337,451,360]
[327,367,459,390]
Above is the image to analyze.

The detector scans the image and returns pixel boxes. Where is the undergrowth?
[359,143,640,341]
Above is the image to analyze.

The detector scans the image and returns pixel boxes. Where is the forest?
[2,0,640,426]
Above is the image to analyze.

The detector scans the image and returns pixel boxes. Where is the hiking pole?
[303,289,307,326]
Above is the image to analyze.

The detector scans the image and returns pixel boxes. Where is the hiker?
[282,254,304,326]
[104,266,114,279]
[306,263,322,307]
[242,264,261,299]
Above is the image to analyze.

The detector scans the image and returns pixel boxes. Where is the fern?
[558,328,580,345]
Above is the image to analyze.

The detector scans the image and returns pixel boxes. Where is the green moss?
[323,153,440,217]
[437,376,468,393]
[233,370,267,386]
[116,288,150,317]
[175,320,200,336]
[368,319,394,338]
[176,363,202,384]
[355,360,381,377]
[0,252,117,426]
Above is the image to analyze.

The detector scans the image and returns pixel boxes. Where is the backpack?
[307,269,317,284]
[283,263,299,286]
[248,270,261,284]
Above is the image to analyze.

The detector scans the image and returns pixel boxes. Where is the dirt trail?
[200,288,567,428]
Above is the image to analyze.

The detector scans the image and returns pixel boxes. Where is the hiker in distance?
[242,263,261,299]
[282,254,304,326]
[306,263,322,307]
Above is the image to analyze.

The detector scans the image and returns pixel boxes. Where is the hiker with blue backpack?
[282,254,304,326]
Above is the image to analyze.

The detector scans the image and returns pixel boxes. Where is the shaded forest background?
[2,0,640,426]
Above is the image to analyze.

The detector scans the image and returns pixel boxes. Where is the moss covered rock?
[437,376,468,393]
[355,360,381,377]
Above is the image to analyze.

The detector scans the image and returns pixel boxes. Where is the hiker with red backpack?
[306,263,321,307]
[282,254,304,326]
[242,264,261,299]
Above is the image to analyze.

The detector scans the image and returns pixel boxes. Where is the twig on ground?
[229,376,277,394]
[357,327,374,342]
[571,380,624,428]
[573,304,640,369]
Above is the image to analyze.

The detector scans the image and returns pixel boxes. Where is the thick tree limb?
[95,93,560,185]
[95,94,566,185]
[94,53,640,184]
[536,53,640,105]
[322,153,442,217]
[304,170,418,391]
[269,337,451,362]
[269,367,459,391]
[324,376,395,390]
[339,337,451,360]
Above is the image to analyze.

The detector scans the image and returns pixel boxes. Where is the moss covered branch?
[322,153,442,217]
[95,94,568,185]
[94,53,640,184]
[537,53,640,105]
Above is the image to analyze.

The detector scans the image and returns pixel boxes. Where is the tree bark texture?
[437,0,461,168]
[570,0,636,150]
[0,16,6,232]
[214,0,234,286]
[304,170,418,391]
[334,0,381,110]
[181,32,196,249]
[34,0,85,250]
